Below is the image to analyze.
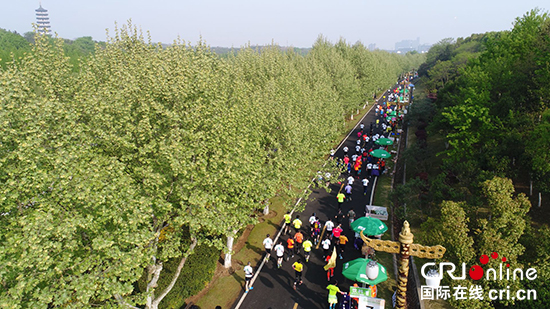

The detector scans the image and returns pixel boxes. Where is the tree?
[1,24,424,308]
[422,201,475,264]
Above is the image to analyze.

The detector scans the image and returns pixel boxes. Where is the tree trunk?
[530,180,533,196]
[539,192,542,208]
[145,238,198,309]
[351,114,354,120]
[224,230,238,268]
[263,200,269,215]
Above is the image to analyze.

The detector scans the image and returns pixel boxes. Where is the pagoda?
[35,2,52,35]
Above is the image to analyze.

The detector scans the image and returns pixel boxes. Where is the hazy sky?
[2,1,548,50]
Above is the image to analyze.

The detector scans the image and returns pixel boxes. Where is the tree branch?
[151,237,198,307]
[114,294,140,309]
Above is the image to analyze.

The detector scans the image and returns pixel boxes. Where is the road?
[234,90,396,309]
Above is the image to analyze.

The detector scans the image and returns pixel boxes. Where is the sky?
[2,1,548,50]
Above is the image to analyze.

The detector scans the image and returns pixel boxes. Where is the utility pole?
[361,221,446,308]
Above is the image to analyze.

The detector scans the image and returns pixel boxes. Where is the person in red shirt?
[343,155,350,166]
[294,231,304,255]
[286,237,295,260]
[325,254,335,281]
[332,224,343,241]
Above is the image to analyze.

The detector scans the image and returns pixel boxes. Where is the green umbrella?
[351,216,388,236]
[389,111,397,116]
[342,258,388,285]
[370,149,391,158]
[385,116,392,122]
[375,138,393,146]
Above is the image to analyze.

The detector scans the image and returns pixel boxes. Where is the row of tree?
[396,9,549,308]
[0,23,423,308]
[0,28,103,71]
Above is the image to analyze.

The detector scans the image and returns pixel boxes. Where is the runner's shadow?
[231,272,245,286]
[266,220,281,230]
[259,276,274,288]
[245,242,263,255]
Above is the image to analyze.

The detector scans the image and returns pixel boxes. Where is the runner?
[244,262,254,293]
[343,155,350,166]
[325,219,335,240]
[321,236,331,259]
[338,233,349,259]
[302,238,313,262]
[336,191,345,209]
[308,212,317,232]
[332,224,343,244]
[362,177,369,195]
[286,236,295,260]
[312,217,322,245]
[325,254,335,281]
[292,259,304,289]
[292,215,302,233]
[294,230,304,255]
[335,209,345,226]
[283,212,292,235]
[274,241,285,268]
[344,183,352,202]
[347,208,356,227]
[262,234,273,262]
[343,146,348,157]
[327,281,345,309]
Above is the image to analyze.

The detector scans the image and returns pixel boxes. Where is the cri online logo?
[421,251,538,282]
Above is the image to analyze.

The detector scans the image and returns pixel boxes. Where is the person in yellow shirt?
[302,238,313,262]
[292,215,302,233]
[284,212,292,235]
[292,259,304,289]
[336,192,345,209]
[338,234,349,259]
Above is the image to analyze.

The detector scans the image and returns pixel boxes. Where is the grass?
[194,196,286,309]
[193,104,374,308]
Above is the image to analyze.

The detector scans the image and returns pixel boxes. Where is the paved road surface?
[235,91,396,309]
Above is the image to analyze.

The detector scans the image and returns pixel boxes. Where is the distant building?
[394,38,431,53]
[35,3,52,35]
[368,43,376,51]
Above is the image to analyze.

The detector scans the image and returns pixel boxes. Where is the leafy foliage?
[0,23,423,308]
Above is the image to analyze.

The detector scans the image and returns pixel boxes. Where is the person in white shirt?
[324,172,331,187]
[343,146,348,156]
[325,219,335,240]
[362,178,370,195]
[322,237,331,259]
[367,163,373,177]
[263,234,273,262]
[347,176,354,185]
[309,213,317,231]
[351,154,358,163]
[244,262,254,292]
[274,241,285,268]
[355,145,361,153]
[356,139,361,145]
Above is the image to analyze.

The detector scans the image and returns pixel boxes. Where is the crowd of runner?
[246,78,413,308]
